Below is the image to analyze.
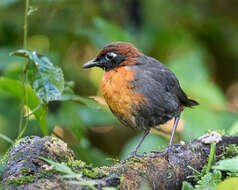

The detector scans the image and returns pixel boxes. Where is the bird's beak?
[82,58,99,69]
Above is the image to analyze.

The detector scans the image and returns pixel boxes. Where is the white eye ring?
[105,52,117,60]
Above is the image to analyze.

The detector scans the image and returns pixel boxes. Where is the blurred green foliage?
[0,0,237,175]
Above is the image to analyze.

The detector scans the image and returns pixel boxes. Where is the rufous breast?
[100,66,146,126]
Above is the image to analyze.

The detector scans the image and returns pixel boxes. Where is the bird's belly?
[101,67,146,129]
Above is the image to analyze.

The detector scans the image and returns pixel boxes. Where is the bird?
[83,42,199,158]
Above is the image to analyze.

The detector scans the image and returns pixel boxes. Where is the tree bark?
[2,135,238,190]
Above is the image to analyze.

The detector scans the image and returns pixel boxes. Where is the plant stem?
[206,142,216,173]
[24,0,30,49]
[19,0,30,133]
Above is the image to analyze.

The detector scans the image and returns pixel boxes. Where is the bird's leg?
[151,113,181,157]
[122,129,150,162]
[130,129,150,157]
[168,113,181,148]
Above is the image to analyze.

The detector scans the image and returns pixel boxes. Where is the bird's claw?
[150,148,169,158]
[120,152,145,163]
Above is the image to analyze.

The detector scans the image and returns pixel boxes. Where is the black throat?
[100,54,125,71]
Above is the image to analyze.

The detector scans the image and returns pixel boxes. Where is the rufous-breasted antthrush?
[83,42,199,157]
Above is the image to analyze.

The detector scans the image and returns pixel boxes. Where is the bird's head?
[82,42,142,71]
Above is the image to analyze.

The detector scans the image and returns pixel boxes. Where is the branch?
[2,135,238,190]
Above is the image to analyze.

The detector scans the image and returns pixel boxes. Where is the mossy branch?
[2,135,238,190]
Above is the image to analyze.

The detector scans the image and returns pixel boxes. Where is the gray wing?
[129,56,187,127]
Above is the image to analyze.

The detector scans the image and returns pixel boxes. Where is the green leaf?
[0,77,48,135]
[0,133,13,144]
[8,50,97,108]
[39,157,74,174]
[59,81,100,109]
[11,49,64,103]
[213,157,238,173]
[195,171,222,190]
[182,182,194,190]
[217,177,238,190]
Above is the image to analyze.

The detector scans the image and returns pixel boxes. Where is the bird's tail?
[183,98,199,107]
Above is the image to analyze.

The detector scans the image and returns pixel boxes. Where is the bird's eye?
[105,52,117,61]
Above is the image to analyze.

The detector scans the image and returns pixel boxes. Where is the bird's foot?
[150,147,170,158]
[120,151,145,163]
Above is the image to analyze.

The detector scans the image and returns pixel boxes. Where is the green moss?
[0,149,10,165]
[67,159,109,179]
[19,167,31,174]
[7,175,35,185]
[83,167,108,179]
[1,137,34,165]
[68,160,86,172]
[124,157,144,167]
[216,130,226,136]
[14,137,34,148]
[138,169,146,177]
[167,168,173,179]
[124,160,135,167]
[225,144,238,156]
[219,144,238,159]
[105,157,120,164]
[50,137,58,142]
[5,169,56,186]
[130,157,143,163]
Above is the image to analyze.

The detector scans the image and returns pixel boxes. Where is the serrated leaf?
[213,157,238,173]
[11,49,64,103]
[0,77,48,135]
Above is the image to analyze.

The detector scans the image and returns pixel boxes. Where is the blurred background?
[0,0,238,166]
